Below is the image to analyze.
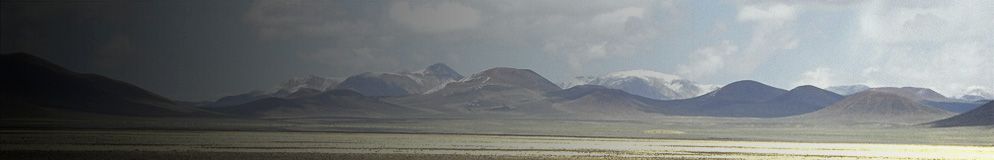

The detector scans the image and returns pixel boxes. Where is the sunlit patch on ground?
[641,129,686,135]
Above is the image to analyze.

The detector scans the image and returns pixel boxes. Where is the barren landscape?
[3,116,994,159]
[3,0,994,159]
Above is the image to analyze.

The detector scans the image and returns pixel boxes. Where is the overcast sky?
[2,0,992,101]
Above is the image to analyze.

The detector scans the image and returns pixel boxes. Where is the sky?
[2,0,992,101]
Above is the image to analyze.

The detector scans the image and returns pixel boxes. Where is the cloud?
[841,0,994,97]
[301,47,404,72]
[389,1,481,33]
[729,3,801,75]
[531,3,670,73]
[677,41,738,79]
[543,41,609,72]
[243,0,684,76]
[591,7,645,28]
[244,0,379,39]
[240,0,991,98]
[737,3,797,22]
[243,0,428,73]
[678,2,801,79]
[94,34,136,69]
[793,67,837,88]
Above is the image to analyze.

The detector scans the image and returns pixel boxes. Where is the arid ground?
[3,117,993,160]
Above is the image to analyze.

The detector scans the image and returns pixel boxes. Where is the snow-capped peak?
[559,76,597,89]
[959,86,994,101]
[334,63,466,96]
[275,75,342,93]
[409,63,463,80]
[604,69,682,82]
[562,70,716,100]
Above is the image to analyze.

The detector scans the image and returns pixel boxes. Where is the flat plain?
[2,117,993,160]
[3,129,993,160]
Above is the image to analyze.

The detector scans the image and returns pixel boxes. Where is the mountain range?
[959,87,994,102]
[827,85,994,102]
[824,85,987,113]
[869,87,984,113]
[3,52,990,127]
[335,63,463,97]
[654,81,843,117]
[208,75,343,107]
[271,75,343,97]
[208,63,462,107]
[386,67,561,115]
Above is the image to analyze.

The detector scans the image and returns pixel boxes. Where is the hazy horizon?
[3,1,993,159]
[3,0,992,101]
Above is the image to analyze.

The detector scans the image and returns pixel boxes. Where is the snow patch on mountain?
[334,63,464,96]
[959,86,994,101]
[561,70,717,100]
[272,75,342,95]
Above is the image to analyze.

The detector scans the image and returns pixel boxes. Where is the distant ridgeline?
[2,52,990,127]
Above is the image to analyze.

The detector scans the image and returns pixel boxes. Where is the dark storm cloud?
[2,0,283,101]
[243,0,687,77]
[4,0,990,100]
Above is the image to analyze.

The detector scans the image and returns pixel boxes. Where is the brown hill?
[543,85,660,120]
[793,91,954,124]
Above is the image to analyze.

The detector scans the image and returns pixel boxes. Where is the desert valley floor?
[3,116,993,160]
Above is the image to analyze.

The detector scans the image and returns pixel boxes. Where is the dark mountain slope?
[929,101,994,127]
[335,63,464,97]
[868,87,984,113]
[542,85,662,119]
[211,89,424,119]
[0,53,212,117]
[655,80,800,117]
